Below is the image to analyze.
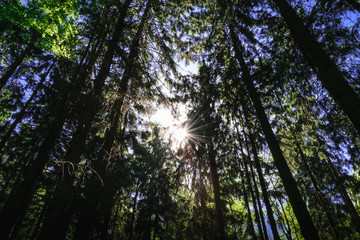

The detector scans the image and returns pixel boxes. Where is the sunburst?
[172,127,188,142]
[150,104,188,148]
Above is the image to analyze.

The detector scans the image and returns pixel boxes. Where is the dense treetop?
[0,0,359,239]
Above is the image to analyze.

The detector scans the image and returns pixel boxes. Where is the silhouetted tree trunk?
[239,165,257,239]
[0,42,35,89]
[319,141,360,234]
[200,185,209,240]
[274,91,341,239]
[242,154,265,240]
[128,187,139,240]
[37,2,132,239]
[73,2,150,238]
[229,25,320,240]
[275,198,293,240]
[28,190,52,240]
[29,207,45,240]
[208,141,226,240]
[238,117,269,240]
[272,0,360,134]
[95,180,117,240]
[0,19,104,238]
[267,87,342,238]
[0,65,52,151]
[236,128,257,239]
[330,166,360,233]
[98,114,128,240]
[296,143,340,239]
[239,104,281,240]
[110,199,121,240]
[248,158,269,240]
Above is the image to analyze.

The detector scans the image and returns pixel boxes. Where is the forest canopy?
[0,0,360,239]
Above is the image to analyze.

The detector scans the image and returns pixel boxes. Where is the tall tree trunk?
[317,137,360,234]
[0,21,104,239]
[110,198,122,240]
[276,198,293,240]
[242,154,265,240]
[37,2,132,239]
[236,128,257,239]
[96,181,117,240]
[0,65,52,151]
[29,206,46,240]
[248,157,269,240]
[296,142,340,239]
[274,91,341,239]
[128,187,139,240]
[0,29,101,239]
[228,204,239,239]
[0,76,74,239]
[229,26,320,240]
[0,42,34,89]
[200,185,209,240]
[296,85,360,235]
[239,164,257,239]
[328,160,360,233]
[239,120,269,240]
[208,141,226,240]
[195,92,226,240]
[98,115,128,240]
[239,105,281,240]
[272,0,360,134]
[73,2,151,238]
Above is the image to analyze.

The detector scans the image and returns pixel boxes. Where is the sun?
[149,104,189,148]
[171,127,188,142]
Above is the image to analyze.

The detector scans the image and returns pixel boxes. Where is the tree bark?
[272,0,360,134]
[0,82,70,239]
[95,180,117,240]
[98,115,128,240]
[269,86,343,238]
[274,91,341,239]
[230,26,320,240]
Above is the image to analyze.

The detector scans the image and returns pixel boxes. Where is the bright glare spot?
[151,104,187,127]
[172,127,188,142]
[151,109,174,128]
[150,104,188,148]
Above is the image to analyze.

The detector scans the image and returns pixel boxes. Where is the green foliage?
[0,89,13,124]
[0,0,79,57]
[1,0,360,239]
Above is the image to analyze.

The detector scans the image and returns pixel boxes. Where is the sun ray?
[150,104,189,148]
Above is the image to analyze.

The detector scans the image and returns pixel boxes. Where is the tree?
[1,0,359,239]
[229,25,320,239]
[271,0,360,134]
